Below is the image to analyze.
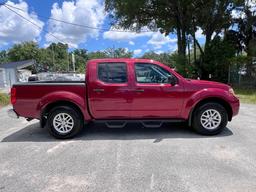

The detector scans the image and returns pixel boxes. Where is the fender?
[181,88,232,120]
[37,91,91,121]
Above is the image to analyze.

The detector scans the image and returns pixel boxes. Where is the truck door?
[130,63,183,118]
[88,62,132,119]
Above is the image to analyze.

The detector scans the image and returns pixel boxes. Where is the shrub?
[0,92,10,106]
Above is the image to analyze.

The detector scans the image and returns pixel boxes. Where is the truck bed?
[13,81,87,119]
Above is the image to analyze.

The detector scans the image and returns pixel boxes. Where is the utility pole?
[51,45,55,71]
[67,51,69,72]
[113,45,115,58]
[72,53,76,73]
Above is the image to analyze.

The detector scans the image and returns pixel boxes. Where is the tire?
[192,102,228,135]
[46,106,83,139]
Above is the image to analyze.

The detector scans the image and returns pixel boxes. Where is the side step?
[95,119,185,129]
[105,121,127,128]
[141,121,163,128]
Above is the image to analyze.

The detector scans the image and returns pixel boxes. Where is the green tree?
[71,49,89,73]
[202,36,236,82]
[105,0,194,57]
[88,51,108,60]
[0,50,9,64]
[105,48,133,58]
[233,0,256,80]
[8,41,39,62]
[142,51,173,66]
[7,41,40,72]
[105,0,243,80]
[193,0,243,79]
[46,43,69,72]
[141,51,196,77]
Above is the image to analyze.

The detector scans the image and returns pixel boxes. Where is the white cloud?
[129,41,135,45]
[103,26,153,41]
[155,50,164,54]
[45,0,105,48]
[195,28,205,39]
[169,44,178,52]
[231,0,256,19]
[147,31,177,49]
[133,49,142,56]
[231,9,246,19]
[0,1,44,47]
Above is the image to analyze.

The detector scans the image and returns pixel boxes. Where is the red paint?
[12,58,240,122]
[10,87,16,105]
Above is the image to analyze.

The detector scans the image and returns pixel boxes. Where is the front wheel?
[192,103,228,135]
[47,106,83,139]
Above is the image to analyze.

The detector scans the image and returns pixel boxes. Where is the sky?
[0,0,208,57]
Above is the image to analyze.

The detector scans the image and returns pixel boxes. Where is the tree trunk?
[181,29,187,56]
[177,26,182,55]
[200,32,213,80]
[176,15,186,57]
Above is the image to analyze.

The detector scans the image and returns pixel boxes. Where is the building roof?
[0,60,35,69]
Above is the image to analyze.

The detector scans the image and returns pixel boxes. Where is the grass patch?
[234,88,256,104]
[0,92,10,107]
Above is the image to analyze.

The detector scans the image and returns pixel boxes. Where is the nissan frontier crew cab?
[8,58,240,139]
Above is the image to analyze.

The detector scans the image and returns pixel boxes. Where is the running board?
[141,121,163,128]
[105,121,127,128]
[94,119,185,128]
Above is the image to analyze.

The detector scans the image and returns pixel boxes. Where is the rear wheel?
[192,102,228,135]
[47,106,83,139]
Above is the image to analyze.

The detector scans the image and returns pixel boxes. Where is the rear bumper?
[8,109,19,119]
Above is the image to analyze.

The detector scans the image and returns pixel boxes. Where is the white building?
[0,60,35,88]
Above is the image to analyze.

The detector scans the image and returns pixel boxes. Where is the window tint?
[98,63,127,83]
[135,63,173,83]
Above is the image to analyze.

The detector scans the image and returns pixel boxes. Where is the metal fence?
[229,63,256,88]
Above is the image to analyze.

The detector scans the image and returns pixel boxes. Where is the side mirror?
[168,76,177,86]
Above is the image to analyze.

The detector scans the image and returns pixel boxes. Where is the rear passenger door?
[88,62,131,119]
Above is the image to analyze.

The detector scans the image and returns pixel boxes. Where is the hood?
[188,79,230,90]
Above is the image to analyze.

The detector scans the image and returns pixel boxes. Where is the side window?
[135,63,173,83]
[98,63,127,83]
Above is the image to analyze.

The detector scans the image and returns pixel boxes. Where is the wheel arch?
[40,100,84,128]
[188,97,233,126]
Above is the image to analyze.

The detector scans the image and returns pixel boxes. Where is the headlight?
[229,88,236,96]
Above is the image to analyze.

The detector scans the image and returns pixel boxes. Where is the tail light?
[11,87,16,105]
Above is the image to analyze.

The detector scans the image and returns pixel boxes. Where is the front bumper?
[231,96,240,117]
[8,109,19,119]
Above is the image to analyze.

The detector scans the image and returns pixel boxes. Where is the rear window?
[98,63,127,83]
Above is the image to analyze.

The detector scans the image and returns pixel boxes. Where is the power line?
[3,5,76,48]
[4,3,152,33]
[3,3,92,72]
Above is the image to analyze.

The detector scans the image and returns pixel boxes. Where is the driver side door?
[131,63,183,118]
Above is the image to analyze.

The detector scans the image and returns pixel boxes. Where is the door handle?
[93,88,104,92]
[134,89,144,92]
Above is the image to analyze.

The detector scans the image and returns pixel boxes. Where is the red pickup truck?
[8,58,240,139]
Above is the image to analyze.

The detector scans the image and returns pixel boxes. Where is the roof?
[88,58,160,64]
[0,60,35,69]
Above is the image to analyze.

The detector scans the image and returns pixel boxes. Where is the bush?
[0,93,10,106]
[234,88,256,104]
